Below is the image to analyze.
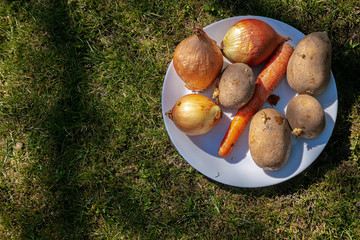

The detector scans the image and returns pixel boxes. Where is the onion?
[173,27,223,91]
[165,94,222,136]
[221,19,291,66]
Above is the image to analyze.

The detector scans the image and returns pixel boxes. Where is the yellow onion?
[221,19,291,66]
[173,27,223,91]
[165,94,222,136]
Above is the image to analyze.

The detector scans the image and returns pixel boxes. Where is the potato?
[217,63,255,109]
[286,94,326,139]
[287,32,332,96]
[249,108,291,170]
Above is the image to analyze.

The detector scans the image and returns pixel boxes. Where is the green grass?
[0,0,359,239]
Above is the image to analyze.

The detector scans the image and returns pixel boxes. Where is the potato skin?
[218,63,255,109]
[286,94,326,139]
[249,108,291,170]
[287,32,331,96]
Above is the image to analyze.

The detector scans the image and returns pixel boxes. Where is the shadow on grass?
[12,1,101,238]
[204,0,360,196]
[0,0,153,239]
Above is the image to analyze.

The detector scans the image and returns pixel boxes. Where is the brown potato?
[249,108,291,170]
[287,32,332,96]
[286,94,326,139]
[217,63,255,109]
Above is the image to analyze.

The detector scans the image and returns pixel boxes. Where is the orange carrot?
[218,43,294,157]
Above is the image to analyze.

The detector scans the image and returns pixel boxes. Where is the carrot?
[218,43,294,157]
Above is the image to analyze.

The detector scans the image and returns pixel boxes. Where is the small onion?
[221,19,291,66]
[173,27,223,91]
[165,94,222,136]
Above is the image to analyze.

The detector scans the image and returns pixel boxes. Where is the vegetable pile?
[165,18,332,171]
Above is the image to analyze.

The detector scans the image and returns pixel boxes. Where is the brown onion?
[173,27,223,91]
[165,94,222,136]
[221,19,291,66]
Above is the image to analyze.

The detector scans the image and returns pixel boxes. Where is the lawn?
[0,0,359,239]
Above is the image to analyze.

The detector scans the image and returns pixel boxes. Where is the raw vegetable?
[173,27,223,91]
[165,94,222,136]
[286,94,326,138]
[287,32,331,96]
[249,108,291,170]
[218,43,294,157]
[215,63,255,109]
[221,19,291,66]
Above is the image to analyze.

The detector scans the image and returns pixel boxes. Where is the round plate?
[161,16,338,188]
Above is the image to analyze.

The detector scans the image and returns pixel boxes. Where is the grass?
[0,0,359,239]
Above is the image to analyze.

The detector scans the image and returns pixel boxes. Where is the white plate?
[161,16,338,188]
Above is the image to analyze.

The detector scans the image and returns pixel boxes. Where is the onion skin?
[173,28,223,91]
[165,94,222,136]
[221,19,291,66]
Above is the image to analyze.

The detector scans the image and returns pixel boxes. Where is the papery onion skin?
[173,27,223,91]
[221,19,291,66]
[165,94,222,136]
